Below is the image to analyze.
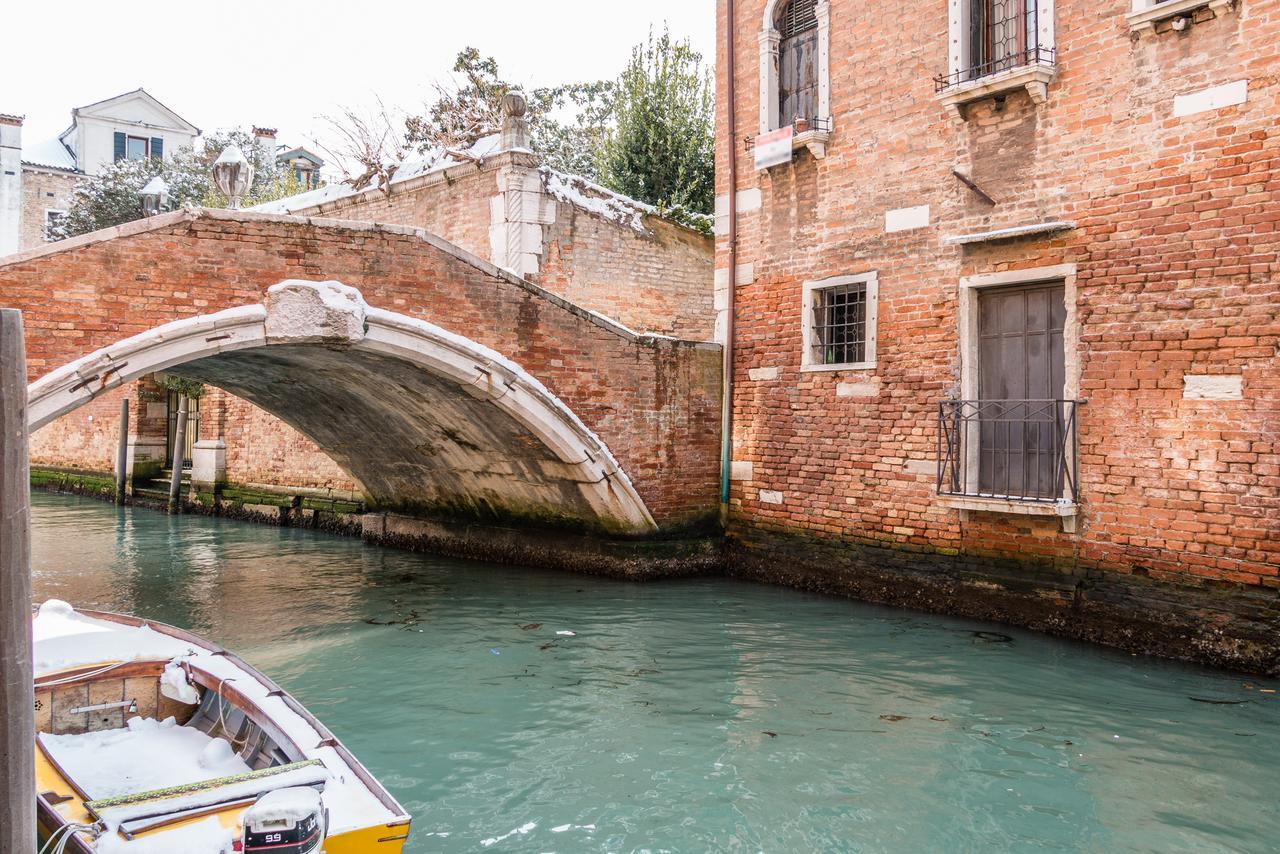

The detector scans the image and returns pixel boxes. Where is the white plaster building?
[0,89,200,255]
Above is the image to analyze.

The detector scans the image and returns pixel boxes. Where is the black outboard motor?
[238,786,326,854]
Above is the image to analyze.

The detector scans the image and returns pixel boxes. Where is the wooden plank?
[86,679,126,732]
[35,689,53,733]
[0,308,35,854]
[51,685,89,735]
[124,676,158,721]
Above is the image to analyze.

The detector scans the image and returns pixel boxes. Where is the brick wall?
[2,210,722,528]
[279,156,715,339]
[537,200,715,339]
[717,0,1279,592]
[20,169,77,250]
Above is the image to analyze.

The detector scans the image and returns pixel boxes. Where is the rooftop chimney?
[252,126,277,163]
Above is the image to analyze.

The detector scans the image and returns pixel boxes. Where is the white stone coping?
[936,494,1078,517]
[944,220,1076,246]
[0,207,721,352]
[1127,0,1233,32]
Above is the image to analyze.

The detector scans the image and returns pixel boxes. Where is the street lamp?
[139,176,168,217]
[212,145,253,209]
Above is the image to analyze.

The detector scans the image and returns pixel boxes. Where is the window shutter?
[113,132,126,162]
[150,137,164,160]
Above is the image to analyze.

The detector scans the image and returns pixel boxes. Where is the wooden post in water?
[168,395,189,514]
[115,398,129,504]
[0,309,35,852]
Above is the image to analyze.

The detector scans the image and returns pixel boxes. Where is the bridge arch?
[28,280,657,534]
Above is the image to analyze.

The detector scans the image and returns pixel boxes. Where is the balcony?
[936,399,1081,522]
[935,0,1058,117]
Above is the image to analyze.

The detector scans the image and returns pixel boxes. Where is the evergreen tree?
[597,28,714,217]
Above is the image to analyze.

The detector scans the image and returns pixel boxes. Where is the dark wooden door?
[977,282,1065,498]
[779,28,818,126]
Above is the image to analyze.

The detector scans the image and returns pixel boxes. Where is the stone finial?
[500,91,530,151]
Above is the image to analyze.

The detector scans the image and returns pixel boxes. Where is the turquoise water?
[29,492,1280,853]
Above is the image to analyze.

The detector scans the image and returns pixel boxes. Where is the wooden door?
[779,28,818,126]
[977,282,1066,499]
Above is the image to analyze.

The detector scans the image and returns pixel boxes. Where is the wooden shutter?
[113,132,126,162]
[150,137,164,160]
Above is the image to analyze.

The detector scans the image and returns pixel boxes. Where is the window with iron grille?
[802,272,879,370]
[936,0,1055,91]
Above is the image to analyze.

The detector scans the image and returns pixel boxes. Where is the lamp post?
[212,145,253,209]
[139,176,168,217]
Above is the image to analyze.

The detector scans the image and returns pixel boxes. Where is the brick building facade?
[717,0,1279,668]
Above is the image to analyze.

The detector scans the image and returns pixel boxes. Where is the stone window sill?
[800,361,875,373]
[937,64,1058,118]
[1128,0,1234,32]
[792,129,831,160]
[937,493,1079,531]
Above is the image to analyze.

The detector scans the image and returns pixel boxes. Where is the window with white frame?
[937,0,1056,92]
[802,272,878,371]
[43,209,67,242]
[759,0,831,135]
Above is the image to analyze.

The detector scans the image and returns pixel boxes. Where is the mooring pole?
[115,398,129,504]
[0,308,36,853]
[168,395,189,514]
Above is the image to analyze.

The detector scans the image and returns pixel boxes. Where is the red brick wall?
[537,201,715,339]
[283,159,715,340]
[2,211,722,527]
[298,169,498,263]
[717,0,1279,588]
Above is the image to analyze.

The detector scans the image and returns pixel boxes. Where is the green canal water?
[29,492,1280,852]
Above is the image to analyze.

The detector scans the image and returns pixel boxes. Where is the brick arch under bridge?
[1,209,722,536]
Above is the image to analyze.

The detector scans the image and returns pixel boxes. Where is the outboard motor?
[237,786,326,854]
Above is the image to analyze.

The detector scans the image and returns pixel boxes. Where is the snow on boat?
[32,600,411,853]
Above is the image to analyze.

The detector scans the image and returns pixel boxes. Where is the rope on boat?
[35,661,132,688]
[38,821,99,854]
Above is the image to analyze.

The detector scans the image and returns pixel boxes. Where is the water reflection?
[30,492,1280,853]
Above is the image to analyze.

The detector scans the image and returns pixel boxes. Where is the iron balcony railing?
[937,399,1082,504]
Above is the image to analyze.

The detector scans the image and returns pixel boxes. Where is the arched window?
[758,0,831,157]
[777,0,819,127]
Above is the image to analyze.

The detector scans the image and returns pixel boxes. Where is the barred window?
[802,272,879,370]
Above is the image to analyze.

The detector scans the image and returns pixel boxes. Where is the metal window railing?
[933,0,1056,91]
[937,399,1081,503]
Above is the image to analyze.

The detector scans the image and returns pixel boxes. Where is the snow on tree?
[54,130,305,239]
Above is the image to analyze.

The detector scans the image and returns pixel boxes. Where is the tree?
[55,130,303,239]
[403,48,614,182]
[597,28,715,216]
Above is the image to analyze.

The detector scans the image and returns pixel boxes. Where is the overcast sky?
[8,0,715,166]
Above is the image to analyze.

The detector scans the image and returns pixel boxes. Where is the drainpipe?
[719,0,739,515]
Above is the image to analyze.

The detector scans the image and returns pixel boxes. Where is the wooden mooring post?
[115,398,129,504]
[168,395,189,514]
[0,309,35,852]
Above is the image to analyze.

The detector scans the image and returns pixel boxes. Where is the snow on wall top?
[250,134,504,214]
[539,167,653,233]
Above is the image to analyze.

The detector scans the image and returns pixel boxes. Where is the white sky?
[8,0,715,166]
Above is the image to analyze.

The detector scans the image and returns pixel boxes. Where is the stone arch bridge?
[0,209,722,557]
